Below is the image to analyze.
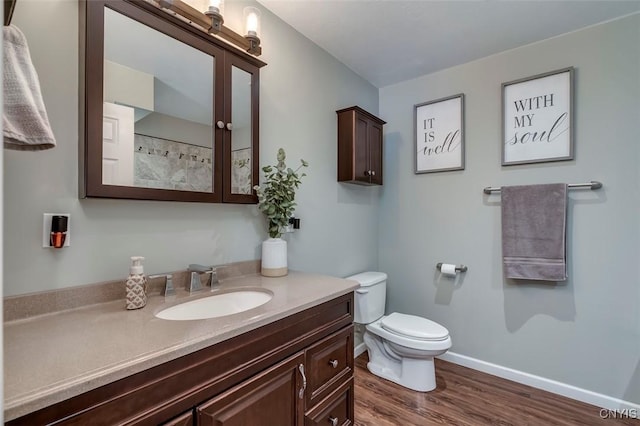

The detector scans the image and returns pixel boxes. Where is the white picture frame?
[414,94,465,174]
[502,67,574,165]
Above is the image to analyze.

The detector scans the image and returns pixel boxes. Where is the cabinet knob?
[328,359,338,368]
[329,416,339,426]
[370,170,376,176]
[364,170,371,177]
[226,122,233,131]
[216,121,225,129]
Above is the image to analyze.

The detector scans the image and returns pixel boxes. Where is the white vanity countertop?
[3,272,359,421]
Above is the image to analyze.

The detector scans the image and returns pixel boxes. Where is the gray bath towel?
[501,184,567,281]
[3,25,56,150]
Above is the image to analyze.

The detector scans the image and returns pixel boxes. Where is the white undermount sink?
[155,289,273,321]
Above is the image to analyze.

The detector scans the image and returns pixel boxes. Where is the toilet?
[348,271,451,392]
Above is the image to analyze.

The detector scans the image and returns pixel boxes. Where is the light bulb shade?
[205,0,224,34]
[243,6,261,38]
[208,0,224,15]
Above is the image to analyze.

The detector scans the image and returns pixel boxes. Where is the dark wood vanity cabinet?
[305,378,354,426]
[195,326,353,426]
[305,326,353,409]
[337,106,386,186]
[197,353,305,425]
[7,293,354,426]
[162,411,194,426]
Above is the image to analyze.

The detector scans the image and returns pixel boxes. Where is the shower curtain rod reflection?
[483,181,603,194]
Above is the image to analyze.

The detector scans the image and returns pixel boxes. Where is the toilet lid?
[381,313,449,341]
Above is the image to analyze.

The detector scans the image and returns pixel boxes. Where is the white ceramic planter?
[261,238,288,277]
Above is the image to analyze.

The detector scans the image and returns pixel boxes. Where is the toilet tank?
[347,272,387,324]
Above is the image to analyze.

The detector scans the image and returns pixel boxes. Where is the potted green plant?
[254,148,308,277]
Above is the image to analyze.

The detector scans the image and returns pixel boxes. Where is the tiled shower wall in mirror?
[133,135,253,194]
[134,134,212,192]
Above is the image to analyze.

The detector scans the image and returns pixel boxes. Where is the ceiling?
[257,0,640,88]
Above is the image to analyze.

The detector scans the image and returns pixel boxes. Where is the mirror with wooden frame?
[80,0,264,203]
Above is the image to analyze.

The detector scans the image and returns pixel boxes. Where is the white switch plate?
[43,213,71,248]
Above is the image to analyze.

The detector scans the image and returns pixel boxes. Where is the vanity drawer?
[304,378,353,426]
[161,410,194,426]
[305,325,353,408]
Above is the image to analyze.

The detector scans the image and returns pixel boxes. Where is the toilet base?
[364,331,438,392]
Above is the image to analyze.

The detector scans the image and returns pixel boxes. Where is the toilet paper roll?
[440,263,457,277]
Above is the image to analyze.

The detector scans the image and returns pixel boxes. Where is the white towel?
[3,25,56,150]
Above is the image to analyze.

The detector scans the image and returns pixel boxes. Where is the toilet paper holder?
[436,263,467,273]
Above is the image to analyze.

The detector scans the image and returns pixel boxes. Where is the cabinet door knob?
[364,170,371,177]
[216,121,225,129]
[329,359,338,368]
[370,170,376,176]
[298,364,307,399]
[329,416,339,426]
[226,122,233,130]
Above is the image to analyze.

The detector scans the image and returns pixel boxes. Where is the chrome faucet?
[187,264,225,292]
[208,264,227,291]
[209,267,220,290]
[148,273,175,296]
[187,264,217,292]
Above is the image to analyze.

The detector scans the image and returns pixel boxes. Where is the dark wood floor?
[354,354,638,426]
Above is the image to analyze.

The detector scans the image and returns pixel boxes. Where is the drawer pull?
[329,359,338,368]
[329,416,339,426]
[298,363,307,399]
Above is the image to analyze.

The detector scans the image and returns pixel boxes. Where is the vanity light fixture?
[243,6,261,55]
[204,0,224,34]
[155,0,262,56]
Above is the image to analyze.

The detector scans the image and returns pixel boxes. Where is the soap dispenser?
[126,256,147,310]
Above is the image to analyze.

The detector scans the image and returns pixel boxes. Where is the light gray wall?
[135,112,212,148]
[379,14,640,403]
[3,0,379,296]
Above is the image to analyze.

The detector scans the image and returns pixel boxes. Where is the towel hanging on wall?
[501,183,568,281]
[3,24,56,151]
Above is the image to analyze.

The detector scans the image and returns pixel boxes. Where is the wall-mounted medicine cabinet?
[80,0,265,203]
[337,106,385,186]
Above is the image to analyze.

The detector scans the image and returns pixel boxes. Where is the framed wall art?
[502,67,574,165]
[414,94,465,173]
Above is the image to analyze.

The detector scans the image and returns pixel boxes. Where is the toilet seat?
[381,313,449,341]
[366,316,452,353]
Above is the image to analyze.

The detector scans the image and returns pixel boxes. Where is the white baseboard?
[438,351,640,412]
[355,342,367,358]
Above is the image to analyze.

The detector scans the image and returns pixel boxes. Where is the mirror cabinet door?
[82,0,262,203]
[223,56,259,203]
[102,6,219,195]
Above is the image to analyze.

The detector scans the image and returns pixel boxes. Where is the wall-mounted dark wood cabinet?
[337,106,386,186]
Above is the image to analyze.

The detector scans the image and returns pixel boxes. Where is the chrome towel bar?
[483,180,602,194]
